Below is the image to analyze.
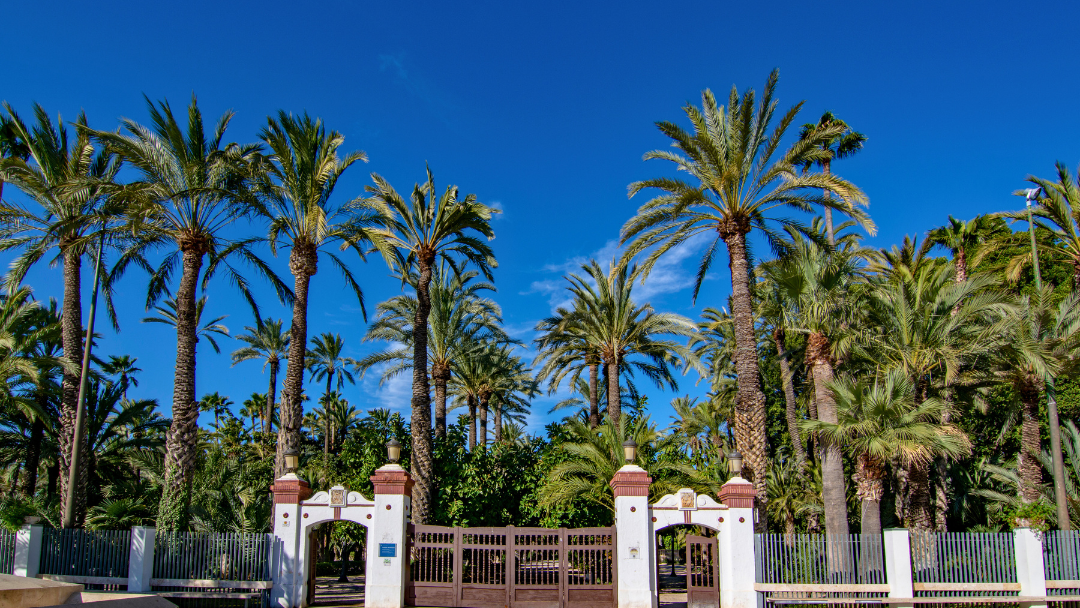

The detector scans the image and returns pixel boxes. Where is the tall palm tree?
[357,268,507,439]
[804,372,970,535]
[256,112,383,475]
[929,215,1009,284]
[94,95,291,531]
[621,70,872,512]
[534,308,603,428]
[0,104,121,522]
[761,232,871,537]
[362,167,497,524]
[557,261,698,430]
[142,296,230,353]
[308,333,356,462]
[101,356,141,401]
[986,287,1080,503]
[798,111,867,246]
[231,318,289,434]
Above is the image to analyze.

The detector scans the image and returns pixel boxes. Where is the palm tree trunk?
[721,229,769,522]
[468,396,477,451]
[58,243,86,525]
[856,453,884,536]
[1018,377,1044,503]
[774,327,805,468]
[823,159,834,247]
[606,356,621,430]
[432,364,450,440]
[158,246,205,531]
[588,362,599,429]
[266,360,278,435]
[906,460,933,529]
[410,261,435,524]
[479,394,489,449]
[494,405,502,443]
[21,415,44,497]
[808,332,850,538]
[279,246,315,478]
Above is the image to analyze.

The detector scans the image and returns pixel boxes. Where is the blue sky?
[4,0,1080,434]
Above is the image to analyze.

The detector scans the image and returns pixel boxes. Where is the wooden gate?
[406,525,616,608]
[687,534,719,608]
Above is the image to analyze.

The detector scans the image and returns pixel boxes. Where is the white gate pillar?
[1014,528,1047,608]
[271,471,313,608]
[883,528,913,608]
[365,464,413,608]
[13,523,43,578]
[611,464,655,608]
[717,476,756,608]
[128,526,156,592]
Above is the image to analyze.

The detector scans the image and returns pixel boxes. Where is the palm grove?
[1,71,1079,540]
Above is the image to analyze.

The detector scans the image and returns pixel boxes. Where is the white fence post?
[13,523,43,578]
[127,526,156,592]
[883,528,913,608]
[717,476,757,608]
[610,464,654,608]
[366,464,413,608]
[1014,528,1047,608]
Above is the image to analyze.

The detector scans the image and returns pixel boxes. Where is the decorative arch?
[295,487,375,607]
[650,488,729,533]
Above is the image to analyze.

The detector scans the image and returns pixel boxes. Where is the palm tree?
[540,417,719,513]
[621,70,872,512]
[763,232,870,537]
[198,392,234,441]
[864,264,1005,528]
[556,261,698,430]
[797,111,867,246]
[1010,164,1080,289]
[534,308,603,428]
[308,333,356,462]
[754,278,807,468]
[94,95,291,531]
[0,103,121,521]
[362,167,497,524]
[804,372,970,535]
[986,287,1080,503]
[929,215,1009,284]
[101,356,141,400]
[256,112,383,475]
[143,296,230,353]
[231,318,289,434]
[357,268,507,439]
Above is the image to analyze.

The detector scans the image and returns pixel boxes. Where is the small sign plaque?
[379,543,397,558]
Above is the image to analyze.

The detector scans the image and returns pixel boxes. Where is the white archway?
[296,487,375,608]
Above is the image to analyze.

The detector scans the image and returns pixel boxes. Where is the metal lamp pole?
[61,230,105,529]
[1025,187,1071,530]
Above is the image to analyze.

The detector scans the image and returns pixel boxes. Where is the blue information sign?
[378,543,397,558]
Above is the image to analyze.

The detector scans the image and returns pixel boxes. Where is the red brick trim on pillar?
[718,481,755,508]
[371,467,415,496]
[609,468,652,498]
[271,477,313,504]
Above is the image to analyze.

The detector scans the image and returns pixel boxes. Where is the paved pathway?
[311,576,365,607]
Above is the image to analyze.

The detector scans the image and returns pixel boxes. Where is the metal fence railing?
[910,531,1018,598]
[1043,530,1080,597]
[0,529,16,574]
[755,534,887,601]
[39,528,131,590]
[152,531,274,608]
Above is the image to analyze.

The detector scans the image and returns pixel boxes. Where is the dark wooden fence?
[407,524,616,608]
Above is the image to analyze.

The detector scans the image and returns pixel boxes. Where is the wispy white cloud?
[524,234,713,312]
[359,341,411,413]
[488,200,505,219]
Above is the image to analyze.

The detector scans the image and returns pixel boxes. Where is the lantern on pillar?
[284,448,299,474]
[622,439,638,464]
[727,450,743,477]
[387,438,401,464]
